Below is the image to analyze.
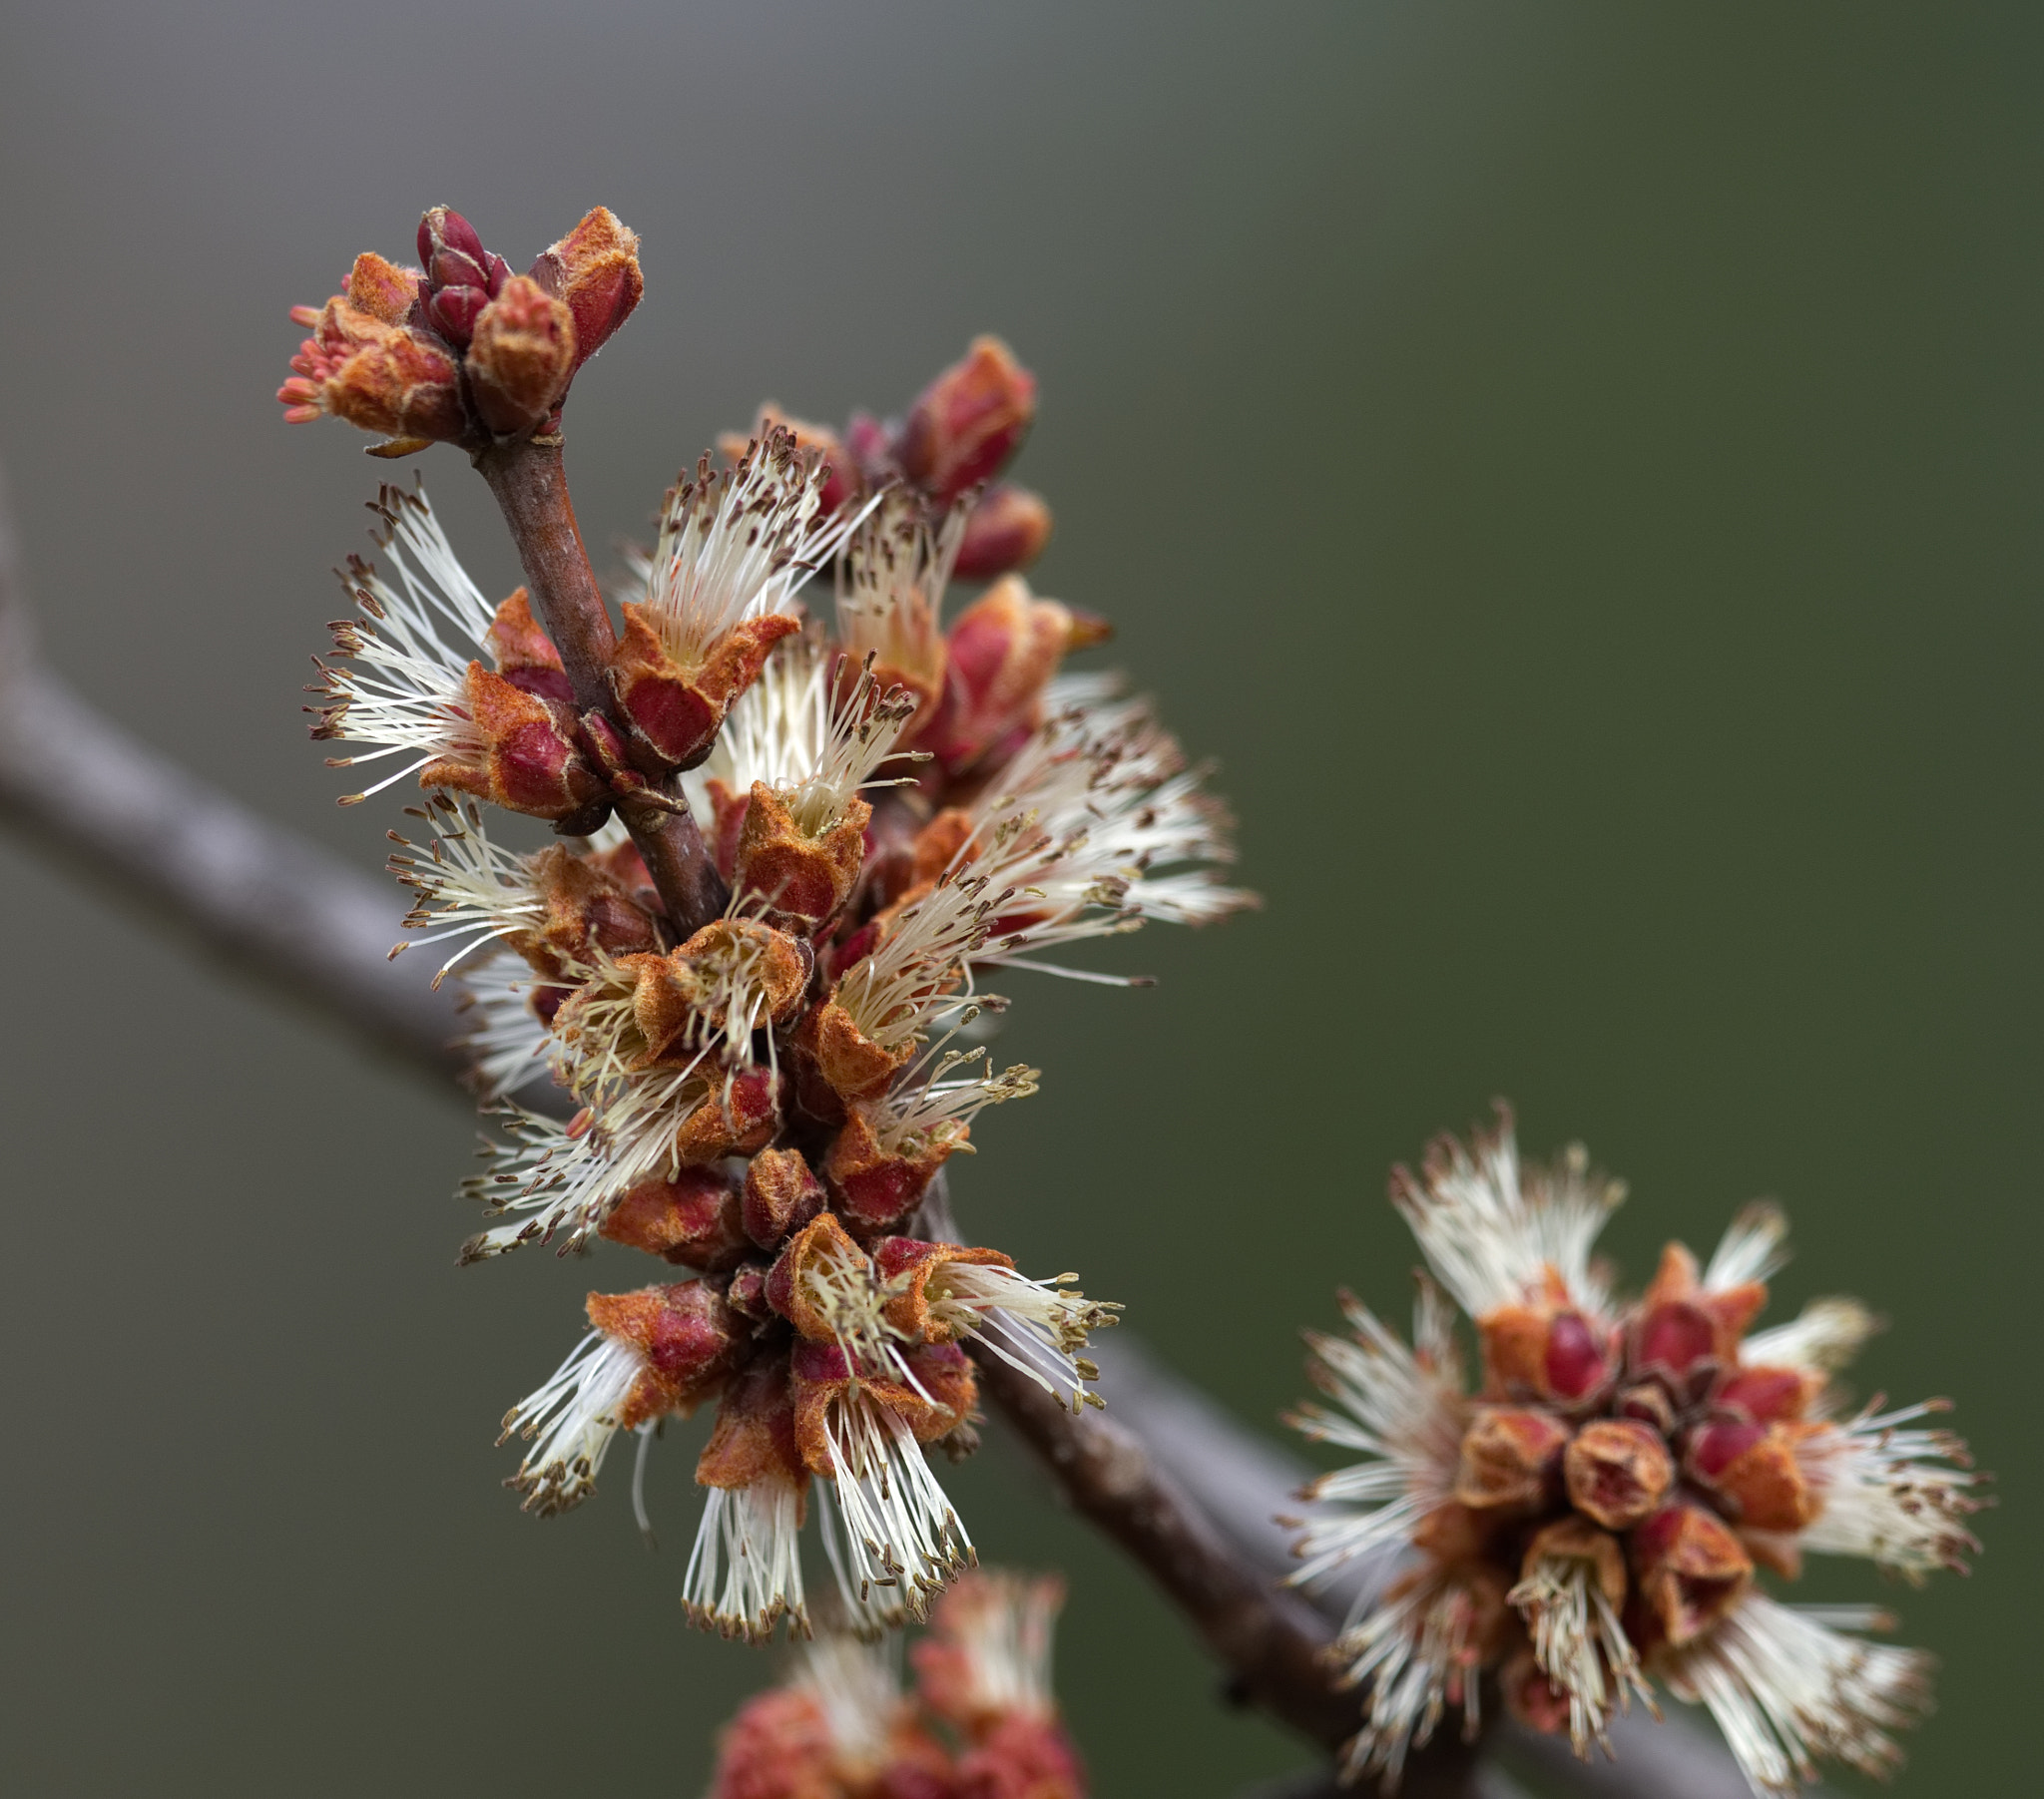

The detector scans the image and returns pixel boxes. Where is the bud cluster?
[1289,1107,1983,1796]
[709,1573,1085,1799]
[279,205,642,452]
[281,214,1250,1645]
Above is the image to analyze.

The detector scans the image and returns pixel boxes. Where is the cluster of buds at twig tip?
[279,204,642,453]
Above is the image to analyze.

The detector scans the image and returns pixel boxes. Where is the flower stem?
[474,437,727,936]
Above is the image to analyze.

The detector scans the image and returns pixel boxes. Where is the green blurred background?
[0,4,2034,1792]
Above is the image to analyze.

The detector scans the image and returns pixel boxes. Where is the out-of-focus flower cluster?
[710,1573,1085,1799]
[284,207,1251,1641]
[1289,1106,1983,1796]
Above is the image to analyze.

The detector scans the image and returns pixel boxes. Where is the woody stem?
[474,437,727,937]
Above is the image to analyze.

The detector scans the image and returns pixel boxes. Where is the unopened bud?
[742,1146,826,1249]
[601,1168,749,1270]
[1479,1303,1612,1405]
[923,577,1097,773]
[345,251,422,326]
[529,207,643,372]
[277,298,464,443]
[953,483,1055,582]
[1685,1418,1816,1532]
[465,274,576,438]
[415,207,509,351]
[893,335,1037,505]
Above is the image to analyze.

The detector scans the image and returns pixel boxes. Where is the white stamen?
[497,1331,645,1518]
[683,1479,809,1642]
[1704,1200,1791,1291]
[817,1394,974,1635]
[1795,1398,1982,1578]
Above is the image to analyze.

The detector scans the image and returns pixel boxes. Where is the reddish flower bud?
[1453,1407,1571,1511]
[465,274,576,438]
[921,578,1101,773]
[585,1279,743,1427]
[518,842,659,979]
[724,1262,771,1320]
[953,483,1056,582]
[743,1146,826,1249]
[415,663,608,821]
[900,1341,979,1446]
[955,1713,1085,1799]
[894,336,1037,505]
[1478,1302,1612,1405]
[528,206,643,373]
[1714,1364,1813,1426]
[1503,1650,1574,1738]
[1564,1418,1674,1530]
[1613,1381,1678,1436]
[792,993,914,1105]
[732,783,872,933]
[1631,1504,1754,1647]
[825,1108,963,1233]
[787,1339,936,1476]
[1686,1419,1816,1532]
[600,1167,749,1270]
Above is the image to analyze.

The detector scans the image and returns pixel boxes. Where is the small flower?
[707,1570,1087,1799]
[1287,1104,1982,1795]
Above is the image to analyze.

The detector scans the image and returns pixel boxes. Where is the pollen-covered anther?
[742,1146,826,1249]
[1631,1503,1755,1648]
[1452,1407,1571,1512]
[1565,1418,1675,1530]
[599,1167,749,1270]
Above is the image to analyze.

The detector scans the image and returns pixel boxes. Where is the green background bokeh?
[0,5,2033,1793]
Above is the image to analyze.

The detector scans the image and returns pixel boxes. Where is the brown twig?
[473,437,728,936]
[0,464,1780,1799]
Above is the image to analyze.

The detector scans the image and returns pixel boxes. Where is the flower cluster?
[709,1573,1086,1799]
[1288,1106,1982,1795]
[284,205,1249,1643]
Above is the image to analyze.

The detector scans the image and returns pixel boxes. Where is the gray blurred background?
[0,3,2035,1793]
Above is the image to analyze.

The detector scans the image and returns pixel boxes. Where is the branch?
[474,438,728,936]
[0,466,1784,1799]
